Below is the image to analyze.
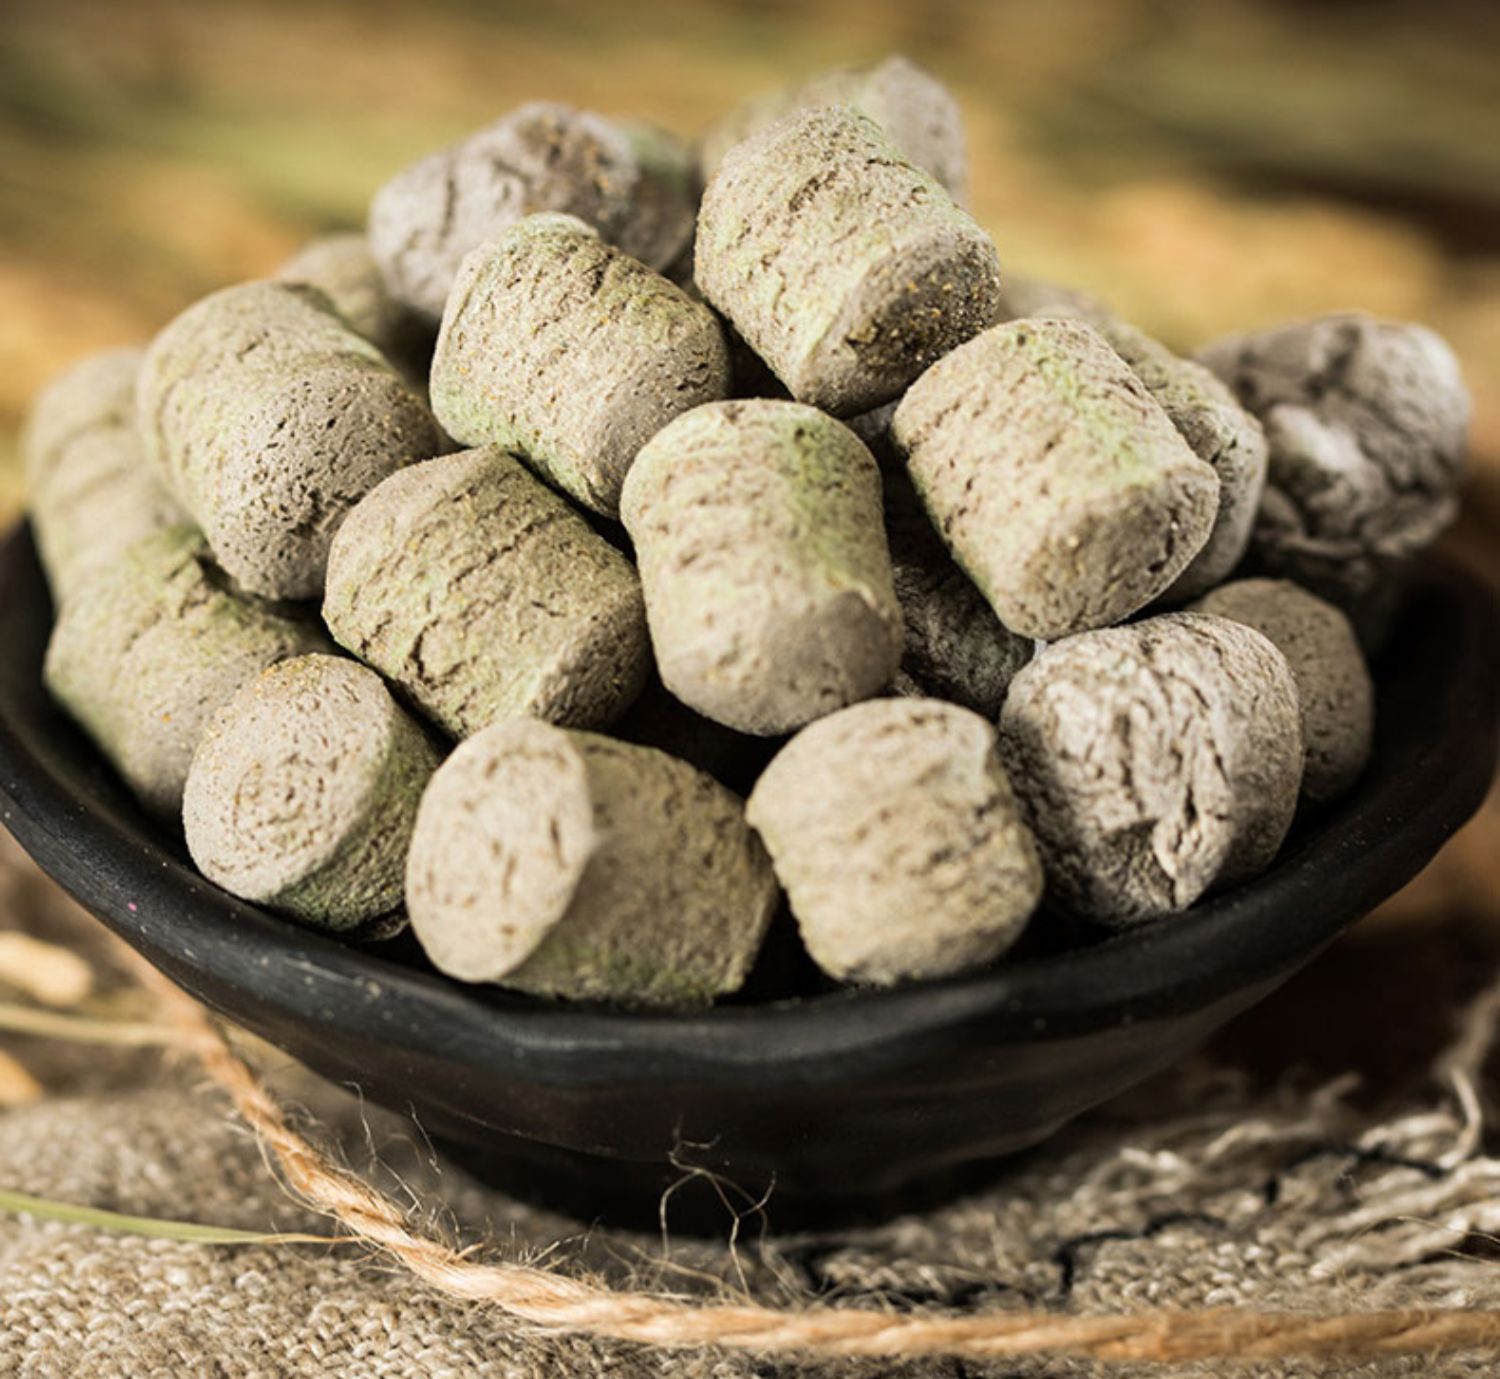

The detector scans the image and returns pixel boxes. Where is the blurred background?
[1,0,1498,1079]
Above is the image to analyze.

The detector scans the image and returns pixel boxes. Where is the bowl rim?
[2,521,1497,1088]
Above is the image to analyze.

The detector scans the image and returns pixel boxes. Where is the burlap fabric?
[3,828,1500,1377]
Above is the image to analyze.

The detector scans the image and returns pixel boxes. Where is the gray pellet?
[893,318,1220,639]
[405,719,779,1008]
[699,54,968,201]
[999,612,1304,923]
[746,698,1043,985]
[429,214,730,517]
[620,399,903,736]
[1197,312,1470,617]
[324,446,650,738]
[43,526,331,816]
[695,105,1001,416]
[1191,578,1373,803]
[368,102,695,324]
[183,655,440,930]
[136,281,442,600]
[22,348,186,605]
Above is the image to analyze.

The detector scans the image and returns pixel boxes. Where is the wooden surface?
[1,0,1497,1024]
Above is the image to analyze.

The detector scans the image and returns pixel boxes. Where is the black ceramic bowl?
[2,522,1497,1222]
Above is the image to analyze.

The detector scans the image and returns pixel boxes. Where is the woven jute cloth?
[4,827,1500,1377]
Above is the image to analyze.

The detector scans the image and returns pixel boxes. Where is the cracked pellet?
[746,698,1043,985]
[1192,578,1373,804]
[22,348,187,605]
[429,214,730,517]
[999,612,1303,924]
[893,318,1220,640]
[995,274,1268,603]
[405,719,779,1008]
[324,446,650,738]
[136,281,443,601]
[368,102,692,325]
[1197,312,1469,623]
[620,399,903,736]
[699,53,969,202]
[44,526,332,817]
[694,105,1001,416]
[183,655,441,930]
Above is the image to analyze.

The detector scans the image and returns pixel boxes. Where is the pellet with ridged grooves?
[430,215,729,517]
[324,447,649,739]
[694,105,1000,416]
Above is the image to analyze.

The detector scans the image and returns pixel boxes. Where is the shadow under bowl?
[1,523,1496,1225]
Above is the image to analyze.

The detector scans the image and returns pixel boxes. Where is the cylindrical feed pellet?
[137,281,443,600]
[44,526,332,816]
[23,348,186,605]
[699,54,969,201]
[746,698,1043,985]
[430,214,730,516]
[1192,578,1373,803]
[994,276,1268,603]
[999,612,1303,924]
[1197,312,1469,613]
[893,318,1221,639]
[368,102,647,324]
[620,399,903,736]
[183,655,441,930]
[695,105,1001,415]
[324,447,650,738]
[405,719,779,1008]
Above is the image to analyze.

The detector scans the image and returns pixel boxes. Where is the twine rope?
[130,955,1500,1364]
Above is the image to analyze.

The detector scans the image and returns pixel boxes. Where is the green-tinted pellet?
[429,214,729,517]
[405,719,778,1009]
[22,349,186,605]
[621,399,903,736]
[137,281,442,600]
[893,318,1220,639]
[324,447,650,738]
[43,527,331,816]
[183,655,441,930]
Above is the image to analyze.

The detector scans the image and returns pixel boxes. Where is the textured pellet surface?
[893,318,1220,639]
[995,276,1267,602]
[699,54,968,201]
[880,445,1033,716]
[184,655,440,929]
[43,527,330,817]
[695,105,1001,415]
[1000,613,1303,923]
[621,399,903,735]
[368,102,644,323]
[137,281,442,600]
[1192,578,1373,803]
[406,719,778,1008]
[430,215,729,516]
[1198,312,1469,610]
[613,122,698,278]
[746,698,1043,984]
[324,447,649,738]
[276,233,433,376]
[23,348,186,604]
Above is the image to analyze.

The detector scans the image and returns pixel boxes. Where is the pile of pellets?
[26,58,1471,1008]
